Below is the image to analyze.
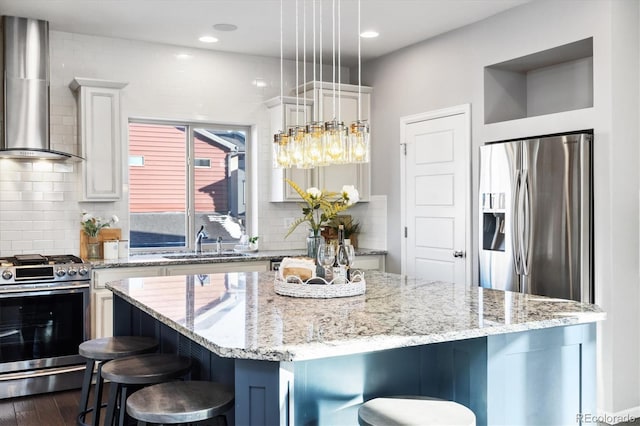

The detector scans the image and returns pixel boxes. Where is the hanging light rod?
[272,0,370,169]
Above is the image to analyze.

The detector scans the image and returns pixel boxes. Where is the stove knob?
[1,270,12,280]
[78,266,89,276]
[55,268,67,277]
[68,267,78,276]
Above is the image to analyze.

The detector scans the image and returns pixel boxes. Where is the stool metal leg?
[78,359,94,420]
[77,359,96,425]
[104,382,120,426]
[117,385,129,426]
[91,362,107,426]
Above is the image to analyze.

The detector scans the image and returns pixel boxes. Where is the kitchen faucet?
[195,225,208,254]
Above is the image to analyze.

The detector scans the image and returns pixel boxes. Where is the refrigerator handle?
[513,170,523,275]
[520,170,531,277]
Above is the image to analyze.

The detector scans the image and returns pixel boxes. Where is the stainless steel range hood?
[0,16,80,160]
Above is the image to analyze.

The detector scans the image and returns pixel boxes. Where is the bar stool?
[126,380,235,425]
[101,353,192,426]
[78,336,159,426]
[358,396,476,426]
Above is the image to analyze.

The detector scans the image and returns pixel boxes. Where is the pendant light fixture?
[349,0,370,163]
[273,0,370,169]
[289,0,308,169]
[324,0,348,165]
[303,0,327,166]
[273,0,291,168]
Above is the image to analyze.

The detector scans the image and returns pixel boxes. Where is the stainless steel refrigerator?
[479,132,592,303]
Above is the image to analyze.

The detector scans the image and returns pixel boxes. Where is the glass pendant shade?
[273,132,291,168]
[349,120,370,163]
[304,122,326,166]
[288,125,310,169]
[323,120,347,164]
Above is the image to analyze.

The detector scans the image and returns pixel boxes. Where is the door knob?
[453,250,465,258]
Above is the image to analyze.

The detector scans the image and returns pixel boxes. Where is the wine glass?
[317,243,335,282]
[345,244,356,270]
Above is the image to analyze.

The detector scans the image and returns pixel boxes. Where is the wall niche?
[484,38,593,124]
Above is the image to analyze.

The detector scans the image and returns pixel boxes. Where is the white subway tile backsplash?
[33,182,53,192]
[0,181,32,191]
[53,163,74,173]
[32,162,54,172]
[1,191,22,201]
[3,230,29,241]
[11,240,34,251]
[33,238,56,248]
[21,192,44,201]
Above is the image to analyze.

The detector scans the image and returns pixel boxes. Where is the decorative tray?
[274,270,366,298]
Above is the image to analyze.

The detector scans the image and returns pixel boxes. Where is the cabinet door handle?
[453,250,465,258]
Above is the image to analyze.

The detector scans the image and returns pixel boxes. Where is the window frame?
[127,118,251,253]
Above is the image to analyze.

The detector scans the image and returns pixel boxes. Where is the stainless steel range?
[0,254,90,398]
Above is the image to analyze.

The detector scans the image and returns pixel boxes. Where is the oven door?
[0,284,89,397]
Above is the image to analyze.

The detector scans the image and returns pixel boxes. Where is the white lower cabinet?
[94,290,114,340]
[165,261,269,275]
[91,261,271,339]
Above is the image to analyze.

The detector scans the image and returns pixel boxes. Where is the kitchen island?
[107,271,604,426]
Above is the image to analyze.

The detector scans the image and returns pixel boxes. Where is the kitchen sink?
[163,252,249,260]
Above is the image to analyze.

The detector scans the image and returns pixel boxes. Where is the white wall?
[0,31,387,256]
[361,0,639,417]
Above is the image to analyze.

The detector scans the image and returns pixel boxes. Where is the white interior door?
[401,105,470,285]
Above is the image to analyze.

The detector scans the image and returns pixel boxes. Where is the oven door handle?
[0,284,89,297]
[0,365,87,382]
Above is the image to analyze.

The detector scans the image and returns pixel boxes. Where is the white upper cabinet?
[268,82,372,202]
[70,77,128,201]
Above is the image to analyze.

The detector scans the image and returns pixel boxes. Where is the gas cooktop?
[0,254,90,285]
[0,254,85,267]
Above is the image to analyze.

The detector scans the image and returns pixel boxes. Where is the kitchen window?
[128,120,248,250]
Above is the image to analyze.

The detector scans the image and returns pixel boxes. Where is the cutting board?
[80,228,122,259]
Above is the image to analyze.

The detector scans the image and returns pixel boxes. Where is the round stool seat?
[102,353,193,426]
[358,396,476,426]
[101,353,192,384]
[127,381,235,424]
[79,336,159,360]
[77,336,158,426]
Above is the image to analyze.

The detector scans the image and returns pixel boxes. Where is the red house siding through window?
[129,123,229,213]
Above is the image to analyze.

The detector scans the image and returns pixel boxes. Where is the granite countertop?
[90,248,387,269]
[106,271,605,362]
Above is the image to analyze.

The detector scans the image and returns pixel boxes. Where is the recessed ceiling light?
[176,53,192,60]
[213,23,238,32]
[360,30,379,39]
[199,35,219,43]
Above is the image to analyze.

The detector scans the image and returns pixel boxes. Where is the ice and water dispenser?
[481,192,506,252]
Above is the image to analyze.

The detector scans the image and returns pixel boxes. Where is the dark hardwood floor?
[0,384,110,426]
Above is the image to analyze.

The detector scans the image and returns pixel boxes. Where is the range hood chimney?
[0,16,79,160]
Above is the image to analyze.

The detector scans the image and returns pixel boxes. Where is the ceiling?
[0,0,531,66]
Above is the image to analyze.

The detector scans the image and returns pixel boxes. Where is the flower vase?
[86,236,101,259]
[306,230,323,260]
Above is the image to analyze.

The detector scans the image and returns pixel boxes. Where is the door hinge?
[404,227,408,238]
[403,144,407,155]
